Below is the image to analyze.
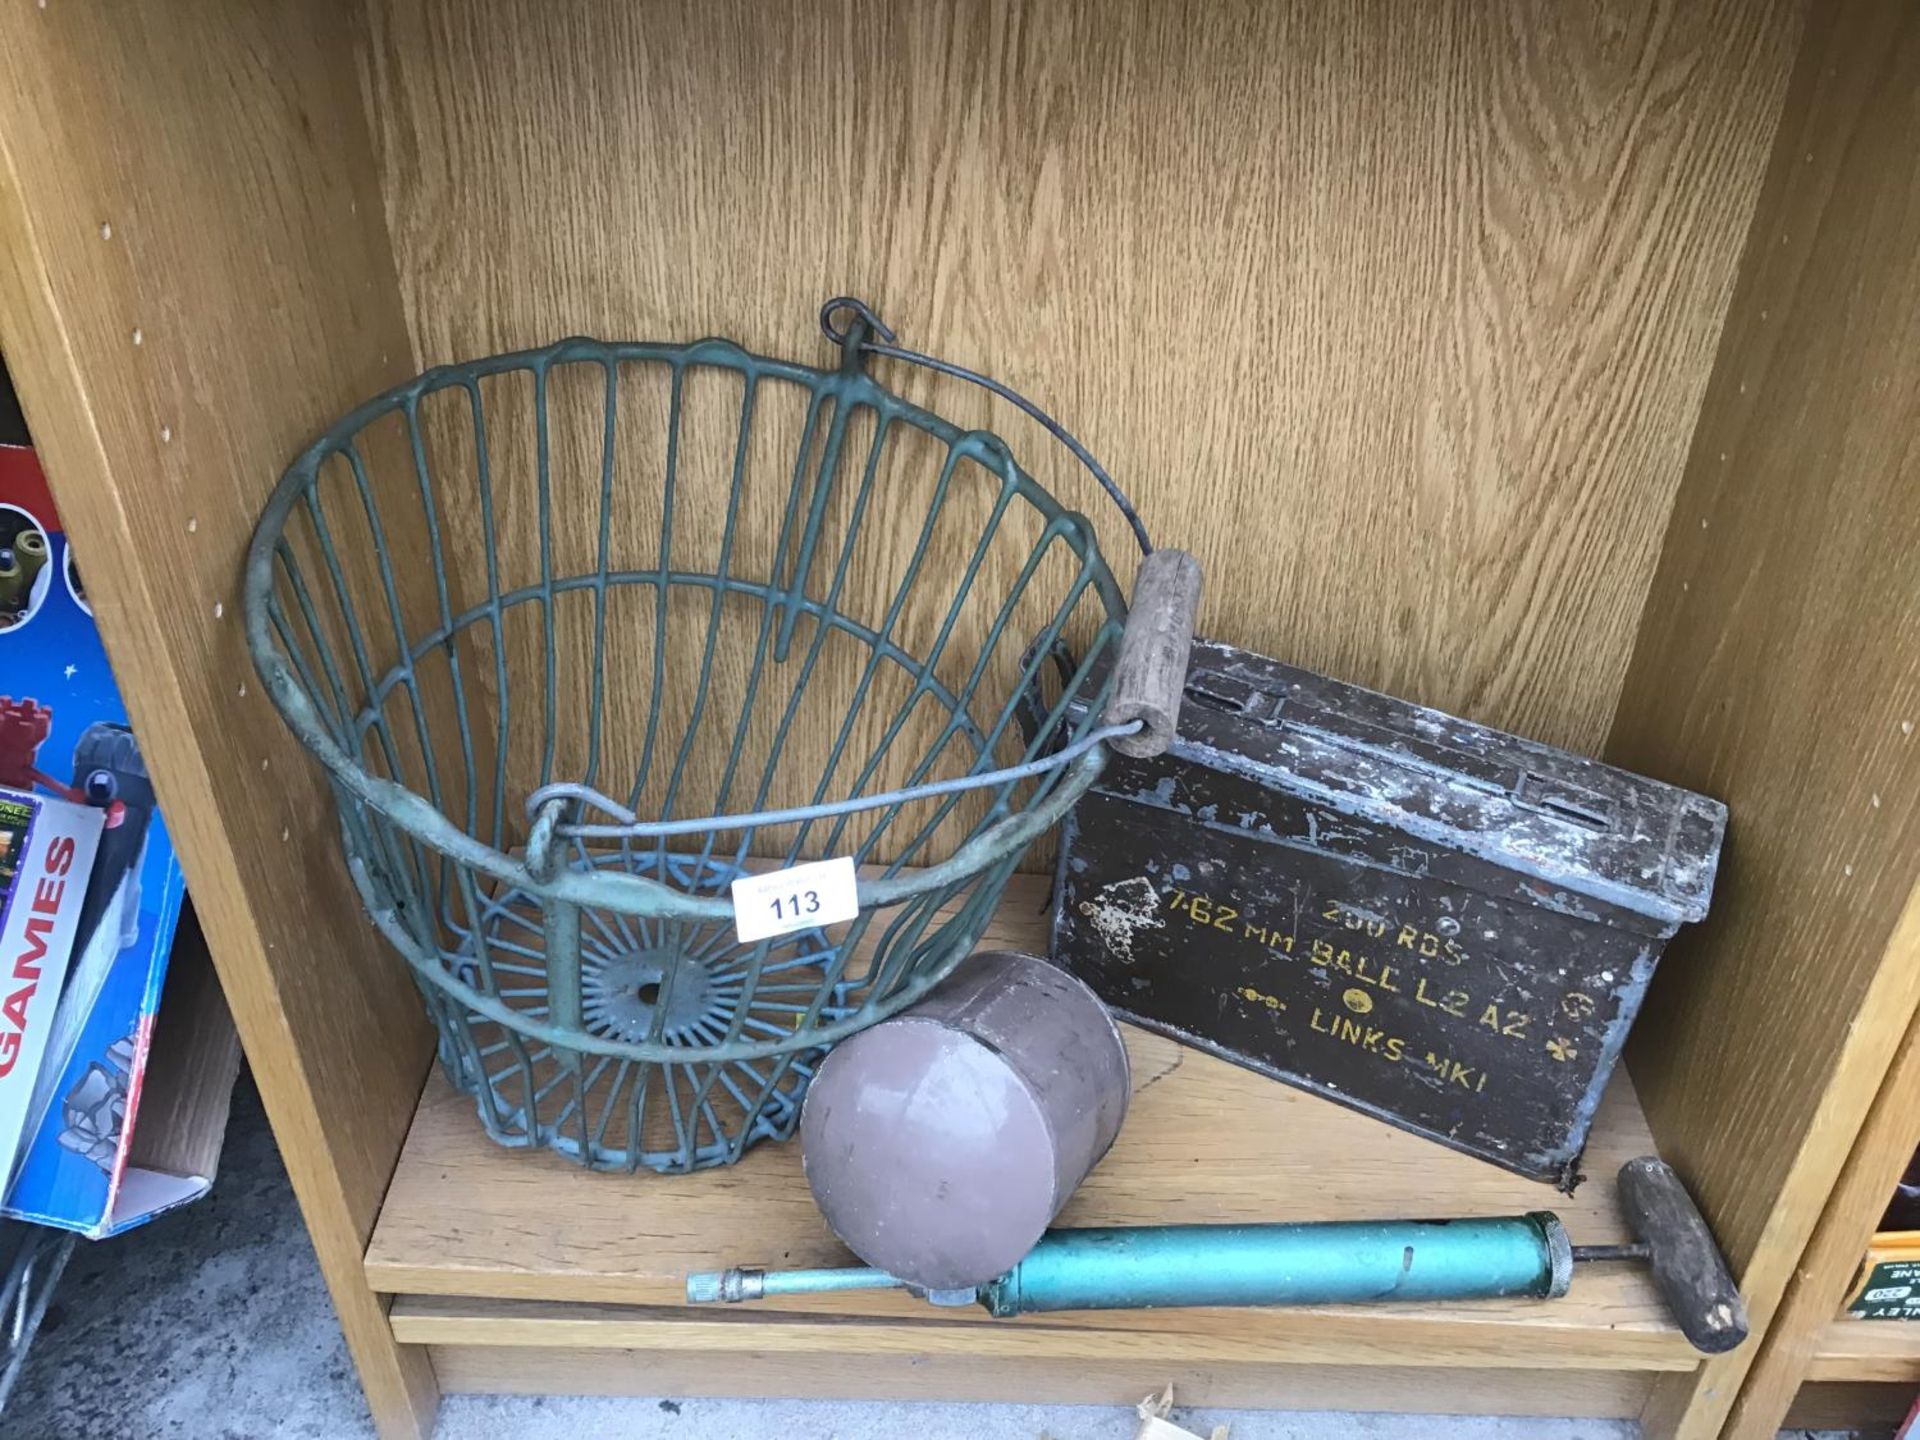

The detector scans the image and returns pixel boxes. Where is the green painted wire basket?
[243,299,1142,1173]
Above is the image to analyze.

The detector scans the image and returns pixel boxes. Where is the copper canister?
[799,949,1131,1291]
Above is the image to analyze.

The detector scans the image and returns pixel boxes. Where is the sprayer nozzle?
[685,1268,763,1304]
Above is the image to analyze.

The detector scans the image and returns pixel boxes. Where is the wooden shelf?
[395,1295,1659,1417]
[367,874,1694,1373]
[1809,1318,1920,1383]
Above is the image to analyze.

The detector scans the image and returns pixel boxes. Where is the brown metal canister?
[799,950,1131,1291]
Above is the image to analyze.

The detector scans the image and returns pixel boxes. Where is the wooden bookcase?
[0,2,1913,1436]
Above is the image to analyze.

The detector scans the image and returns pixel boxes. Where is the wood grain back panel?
[1607,2,1920,1434]
[363,0,1800,769]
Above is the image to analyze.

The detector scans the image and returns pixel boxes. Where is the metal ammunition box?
[1043,640,1725,1188]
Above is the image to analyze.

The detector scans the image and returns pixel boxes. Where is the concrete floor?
[3,1075,1850,1439]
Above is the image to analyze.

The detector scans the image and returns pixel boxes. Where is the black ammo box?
[1045,639,1726,1187]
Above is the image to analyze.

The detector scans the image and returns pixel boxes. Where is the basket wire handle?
[528,716,1141,842]
[819,298,1154,558]
[822,297,1202,757]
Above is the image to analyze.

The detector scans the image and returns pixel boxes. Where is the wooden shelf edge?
[387,1294,1697,1373]
[1809,1317,1920,1383]
[425,1339,1658,1416]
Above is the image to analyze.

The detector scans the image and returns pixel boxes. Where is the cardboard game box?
[0,438,223,1237]
[0,789,104,1189]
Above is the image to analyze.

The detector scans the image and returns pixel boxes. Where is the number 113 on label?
[731,856,860,944]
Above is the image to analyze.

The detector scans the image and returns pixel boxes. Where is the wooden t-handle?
[1618,1156,1749,1354]
[1103,549,1203,758]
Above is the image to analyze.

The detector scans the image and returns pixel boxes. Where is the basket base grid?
[353,751,1033,1172]
[432,846,850,1173]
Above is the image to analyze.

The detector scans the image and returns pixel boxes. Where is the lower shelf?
[365,874,1698,1382]
[1810,1317,1920,1383]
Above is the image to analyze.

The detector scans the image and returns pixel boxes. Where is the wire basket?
[244,298,1166,1173]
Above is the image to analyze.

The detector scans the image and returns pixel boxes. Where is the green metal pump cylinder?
[979,1215,1571,1316]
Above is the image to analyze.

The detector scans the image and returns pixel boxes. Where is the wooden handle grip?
[1103,549,1203,758]
[1618,1156,1749,1354]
